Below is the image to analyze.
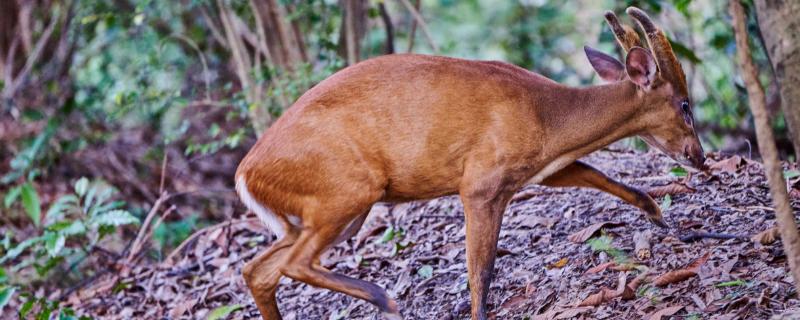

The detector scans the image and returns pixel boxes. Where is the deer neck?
[538,81,647,161]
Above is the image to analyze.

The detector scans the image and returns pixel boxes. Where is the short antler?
[603,11,641,53]
[626,6,685,85]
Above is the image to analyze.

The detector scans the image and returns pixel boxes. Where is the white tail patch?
[236,176,286,239]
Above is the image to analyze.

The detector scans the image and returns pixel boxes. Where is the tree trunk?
[338,0,368,65]
[731,0,800,295]
[0,0,20,83]
[252,0,306,70]
[755,0,800,163]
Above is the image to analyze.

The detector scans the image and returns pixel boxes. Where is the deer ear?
[584,46,625,82]
[625,47,657,89]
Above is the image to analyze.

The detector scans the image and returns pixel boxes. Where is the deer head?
[584,7,706,170]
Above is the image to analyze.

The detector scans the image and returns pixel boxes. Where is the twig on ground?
[678,231,747,243]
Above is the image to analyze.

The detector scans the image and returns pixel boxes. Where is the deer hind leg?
[279,210,401,319]
[243,229,299,320]
[540,160,665,228]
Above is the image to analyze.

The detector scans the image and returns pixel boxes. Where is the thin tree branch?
[730,0,800,294]
[398,0,437,52]
[378,2,395,54]
[2,5,60,100]
[406,0,420,53]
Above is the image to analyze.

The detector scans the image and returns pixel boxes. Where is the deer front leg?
[459,169,516,320]
[540,160,666,228]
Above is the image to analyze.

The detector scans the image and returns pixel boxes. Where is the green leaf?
[0,286,14,310]
[74,177,89,197]
[89,210,139,227]
[19,298,34,318]
[0,267,6,283]
[54,220,86,236]
[784,170,800,179]
[668,38,701,64]
[417,265,434,279]
[661,194,672,211]
[379,226,395,243]
[91,200,124,216]
[673,0,692,16]
[669,166,688,177]
[45,195,79,224]
[206,304,242,320]
[716,279,747,287]
[20,183,41,227]
[0,236,43,264]
[44,232,66,257]
[58,309,78,320]
[82,183,98,215]
[3,185,22,208]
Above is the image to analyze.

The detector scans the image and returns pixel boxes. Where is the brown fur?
[235,7,703,320]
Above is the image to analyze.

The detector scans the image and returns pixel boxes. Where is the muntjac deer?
[235,7,704,320]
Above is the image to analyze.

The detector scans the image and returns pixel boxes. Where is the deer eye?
[680,100,693,124]
[681,101,690,114]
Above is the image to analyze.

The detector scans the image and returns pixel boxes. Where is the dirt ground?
[74,148,800,319]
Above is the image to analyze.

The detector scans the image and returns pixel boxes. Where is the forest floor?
[73,149,800,320]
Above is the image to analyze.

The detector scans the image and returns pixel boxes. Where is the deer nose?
[684,144,706,171]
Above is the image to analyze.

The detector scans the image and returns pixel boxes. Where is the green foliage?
[0,268,15,311]
[586,234,629,263]
[152,214,199,250]
[1,178,138,278]
[669,166,688,177]
[207,304,242,320]
[716,279,748,287]
[376,225,412,256]
[1,117,60,185]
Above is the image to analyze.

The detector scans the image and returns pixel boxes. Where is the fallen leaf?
[577,273,630,307]
[500,293,529,311]
[752,227,780,245]
[709,155,743,174]
[568,221,625,243]
[584,262,616,275]
[554,307,592,319]
[547,258,569,269]
[686,252,711,271]
[653,269,698,287]
[170,298,197,318]
[512,215,560,229]
[577,287,616,307]
[647,183,696,197]
[646,305,684,320]
[653,252,710,287]
[610,263,639,272]
[624,271,649,299]
[615,272,635,300]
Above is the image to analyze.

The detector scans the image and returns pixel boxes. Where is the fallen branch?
[634,230,652,259]
[678,231,746,243]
